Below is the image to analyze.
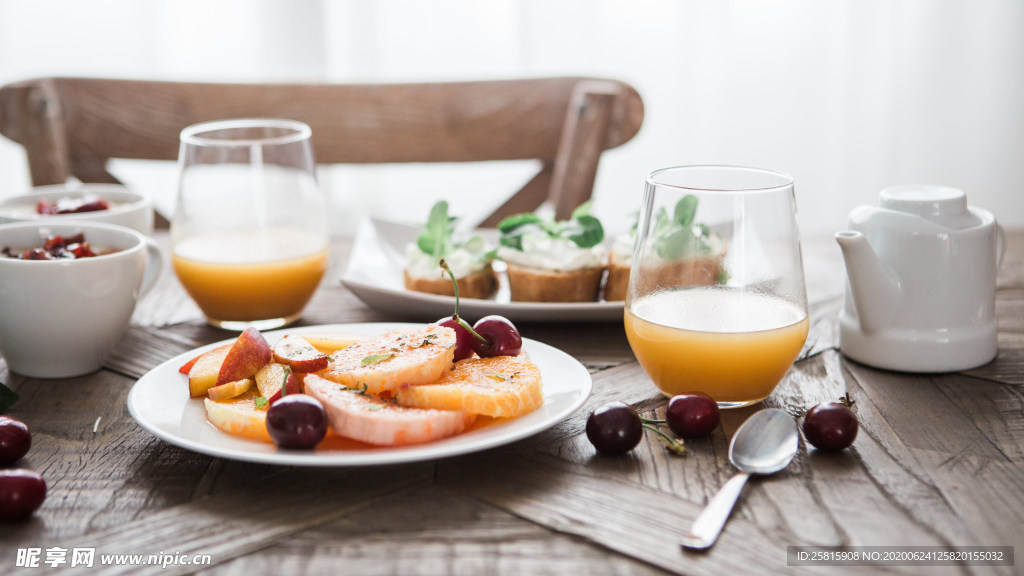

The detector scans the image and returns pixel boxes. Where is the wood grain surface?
[0,232,1021,576]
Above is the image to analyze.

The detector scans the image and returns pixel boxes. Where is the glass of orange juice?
[624,166,809,408]
[171,119,328,331]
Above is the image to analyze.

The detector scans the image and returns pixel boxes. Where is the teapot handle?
[996,222,1006,272]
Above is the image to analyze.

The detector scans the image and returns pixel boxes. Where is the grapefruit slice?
[304,374,475,446]
[395,353,543,418]
[319,325,456,396]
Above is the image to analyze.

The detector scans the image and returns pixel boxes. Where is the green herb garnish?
[497,200,604,250]
[364,404,385,412]
[650,195,723,268]
[344,383,369,396]
[361,354,394,366]
[415,200,493,266]
[484,372,507,381]
[0,382,19,413]
[254,397,269,410]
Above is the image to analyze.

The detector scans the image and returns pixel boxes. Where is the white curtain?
[0,0,1021,236]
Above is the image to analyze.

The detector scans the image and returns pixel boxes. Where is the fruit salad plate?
[340,217,624,322]
[127,323,592,466]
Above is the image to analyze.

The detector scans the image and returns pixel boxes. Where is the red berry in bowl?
[0,469,46,521]
[0,416,31,465]
[665,394,720,438]
[803,397,858,451]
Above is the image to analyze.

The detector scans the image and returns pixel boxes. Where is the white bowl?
[0,221,163,378]
[0,184,154,235]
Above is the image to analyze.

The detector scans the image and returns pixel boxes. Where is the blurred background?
[0,0,1021,237]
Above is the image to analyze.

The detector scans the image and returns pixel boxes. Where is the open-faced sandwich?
[496,201,607,302]
[404,201,497,299]
[604,224,636,301]
[181,267,543,449]
[605,195,727,301]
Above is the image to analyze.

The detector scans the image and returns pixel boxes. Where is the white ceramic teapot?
[835,185,1004,372]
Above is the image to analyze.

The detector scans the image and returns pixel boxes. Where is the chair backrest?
[0,77,642,225]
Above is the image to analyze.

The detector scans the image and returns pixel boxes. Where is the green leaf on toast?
[417,200,453,257]
[566,214,604,248]
[571,199,594,219]
[674,195,698,227]
[497,213,543,234]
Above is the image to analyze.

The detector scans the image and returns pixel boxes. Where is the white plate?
[340,217,624,322]
[127,323,592,467]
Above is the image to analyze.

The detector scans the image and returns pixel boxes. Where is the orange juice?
[624,287,808,406]
[172,228,328,323]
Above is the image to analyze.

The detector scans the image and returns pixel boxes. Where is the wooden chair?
[0,77,643,227]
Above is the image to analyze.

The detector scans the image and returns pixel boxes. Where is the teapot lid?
[878,185,980,229]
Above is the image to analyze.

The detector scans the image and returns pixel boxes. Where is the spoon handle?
[680,472,750,550]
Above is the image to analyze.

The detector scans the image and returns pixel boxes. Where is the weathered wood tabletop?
[1,231,1021,576]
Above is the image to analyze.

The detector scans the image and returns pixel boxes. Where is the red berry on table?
[803,398,858,451]
[586,401,643,455]
[665,394,720,438]
[0,416,31,465]
[0,469,46,521]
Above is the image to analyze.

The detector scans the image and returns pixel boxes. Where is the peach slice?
[299,333,367,355]
[204,389,272,443]
[207,378,253,401]
[273,334,329,373]
[255,363,301,403]
[216,327,273,386]
[188,346,231,398]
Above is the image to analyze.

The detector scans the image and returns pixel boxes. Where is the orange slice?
[395,353,543,418]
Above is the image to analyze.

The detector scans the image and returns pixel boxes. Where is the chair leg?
[548,81,619,220]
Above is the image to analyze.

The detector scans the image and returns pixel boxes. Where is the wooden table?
[1,231,1021,576]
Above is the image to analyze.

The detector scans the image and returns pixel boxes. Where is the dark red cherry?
[470,315,522,358]
[0,417,31,465]
[0,469,46,521]
[586,401,642,455]
[266,394,328,449]
[437,317,474,362]
[803,402,858,451]
[665,394,720,438]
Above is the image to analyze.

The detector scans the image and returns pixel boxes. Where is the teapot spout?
[835,230,900,333]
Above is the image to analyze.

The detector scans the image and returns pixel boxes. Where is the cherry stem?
[642,423,687,455]
[440,259,491,345]
[639,417,666,424]
[280,366,292,398]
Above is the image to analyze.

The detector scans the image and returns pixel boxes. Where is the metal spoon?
[680,408,799,550]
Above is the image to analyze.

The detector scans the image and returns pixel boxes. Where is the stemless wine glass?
[624,166,809,408]
[171,119,328,331]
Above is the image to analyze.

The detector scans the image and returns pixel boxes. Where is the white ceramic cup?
[0,184,154,235]
[0,221,163,378]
